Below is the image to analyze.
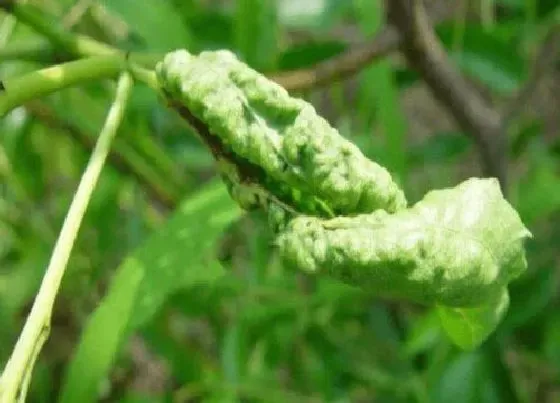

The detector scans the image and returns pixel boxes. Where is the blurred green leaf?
[403,309,444,357]
[513,143,560,225]
[222,321,246,392]
[409,132,473,166]
[187,11,235,51]
[235,0,279,71]
[504,265,558,330]
[498,0,560,18]
[5,116,45,200]
[59,256,144,403]
[354,0,408,181]
[437,23,526,93]
[544,312,560,373]
[437,289,510,350]
[510,120,543,157]
[0,244,50,319]
[278,41,346,71]
[59,179,241,403]
[432,351,500,403]
[100,0,193,51]
[128,180,241,328]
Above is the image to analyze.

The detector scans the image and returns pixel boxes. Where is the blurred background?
[0,0,559,402]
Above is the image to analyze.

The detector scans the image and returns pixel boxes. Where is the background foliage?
[0,0,559,402]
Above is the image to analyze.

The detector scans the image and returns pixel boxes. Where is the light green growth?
[156,49,407,216]
[155,49,531,349]
[277,178,530,308]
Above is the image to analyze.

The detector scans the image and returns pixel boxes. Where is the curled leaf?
[156,49,406,215]
[277,178,531,308]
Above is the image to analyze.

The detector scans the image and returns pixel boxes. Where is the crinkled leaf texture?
[155,49,530,349]
[156,49,406,215]
[277,178,531,347]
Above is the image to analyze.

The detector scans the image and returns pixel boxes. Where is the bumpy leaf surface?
[277,178,530,308]
[157,49,406,216]
[156,50,531,349]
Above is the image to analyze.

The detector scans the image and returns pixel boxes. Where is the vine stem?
[0,72,133,403]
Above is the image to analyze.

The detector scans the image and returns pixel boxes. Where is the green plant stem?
[0,55,126,116]
[0,54,159,116]
[0,39,163,67]
[128,64,158,90]
[1,1,160,84]
[0,72,133,403]
[3,0,116,57]
[2,1,161,68]
[0,40,55,63]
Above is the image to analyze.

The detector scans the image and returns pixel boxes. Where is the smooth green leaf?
[59,259,144,403]
[128,180,241,328]
[59,179,241,403]
[437,288,510,350]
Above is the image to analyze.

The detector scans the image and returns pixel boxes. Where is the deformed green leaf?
[157,49,407,216]
[277,178,531,309]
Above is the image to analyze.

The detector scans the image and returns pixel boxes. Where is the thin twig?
[387,0,507,189]
[270,27,400,91]
[270,8,455,92]
[0,72,133,403]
